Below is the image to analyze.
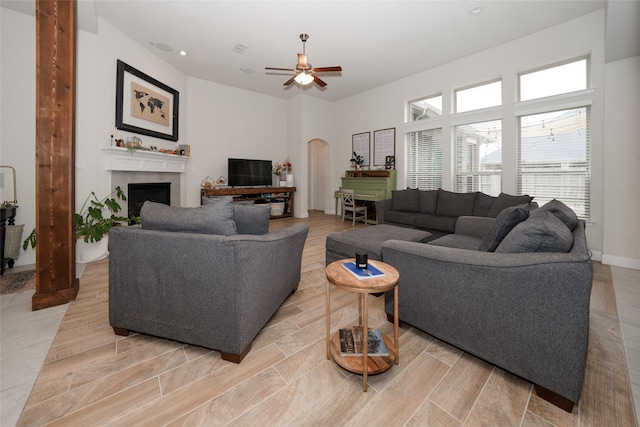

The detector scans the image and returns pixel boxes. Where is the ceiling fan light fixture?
[294,72,314,85]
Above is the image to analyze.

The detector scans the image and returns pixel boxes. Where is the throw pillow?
[141,198,237,236]
[478,205,529,252]
[487,192,534,217]
[495,211,573,253]
[233,204,271,235]
[435,189,475,217]
[419,190,439,214]
[392,189,420,212]
[530,199,578,231]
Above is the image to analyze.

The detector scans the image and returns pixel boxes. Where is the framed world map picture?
[115,59,179,141]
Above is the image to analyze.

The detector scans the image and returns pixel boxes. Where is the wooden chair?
[341,189,368,226]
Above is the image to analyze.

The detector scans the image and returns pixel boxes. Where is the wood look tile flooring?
[8,212,640,426]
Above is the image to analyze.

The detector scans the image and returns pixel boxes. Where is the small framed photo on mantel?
[115,59,180,141]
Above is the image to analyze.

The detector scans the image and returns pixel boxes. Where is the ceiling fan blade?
[312,66,342,73]
[283,76,296,86]
[297,53,308,68]
[313,75,327,87]
[266,67,296,71]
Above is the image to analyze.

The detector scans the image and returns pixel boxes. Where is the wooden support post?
[32,0,79,310]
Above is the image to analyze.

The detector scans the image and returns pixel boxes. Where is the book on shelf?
[342,261,385,280]
[339,327,388,357]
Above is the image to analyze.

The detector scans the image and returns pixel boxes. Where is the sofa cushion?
[392,189,420,212]
[233,204,271,235]
[473,192,498,217]
[478,205,529,252]
[384,210,418,227]
[142,198,237,236]
[530,199,578,231]
[414,214,457,233]
[435,189,475,217]
[487,192,533,217]
[419,190,439,215]
[495,211,573,253]
[429,234,482,250]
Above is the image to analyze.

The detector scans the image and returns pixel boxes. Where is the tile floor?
[1,263,638,427]
[0,264,85,427]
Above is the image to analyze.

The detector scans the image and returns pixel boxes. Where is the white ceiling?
[3,1,639,102]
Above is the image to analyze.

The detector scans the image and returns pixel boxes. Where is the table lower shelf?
[329,331,396,375]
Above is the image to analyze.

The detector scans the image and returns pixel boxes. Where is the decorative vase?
[279,173,287,187]
[286,174,294,187]
[76,236,109,264]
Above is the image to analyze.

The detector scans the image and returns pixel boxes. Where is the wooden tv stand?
[200,186,296,219]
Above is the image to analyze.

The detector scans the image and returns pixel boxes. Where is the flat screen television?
[228,158,272,187]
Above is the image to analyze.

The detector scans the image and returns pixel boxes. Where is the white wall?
[602,55,640,269]
[330,10,607,257]
[187,76,287,207]
[93,18,189,204]
[1,8,36,266]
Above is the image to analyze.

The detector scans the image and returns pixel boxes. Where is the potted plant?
[75,186,129,243]
[23,186,138,263]
[350,152,364,170]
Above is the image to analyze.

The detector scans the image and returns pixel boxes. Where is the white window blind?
[405,129,442,190]
[454,119,502,195]
[518,107,590,219]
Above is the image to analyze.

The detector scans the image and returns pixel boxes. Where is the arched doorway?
[308,139,328,212]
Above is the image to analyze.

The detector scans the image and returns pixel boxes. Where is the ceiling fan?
[265,34,342,87]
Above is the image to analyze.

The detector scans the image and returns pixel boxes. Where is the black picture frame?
[115,59,179,141]
[351,132,371,167]
[373,128,396,166]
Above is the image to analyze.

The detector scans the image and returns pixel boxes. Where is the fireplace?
[128,182,171,218]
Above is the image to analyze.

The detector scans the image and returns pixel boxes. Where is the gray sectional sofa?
[109,197,309,363]
[381,200,593,411]
[375,188,535,240]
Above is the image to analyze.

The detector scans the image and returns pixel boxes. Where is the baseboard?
[590,250,602,262]
[601,254,640,270]
[13,253,35,267]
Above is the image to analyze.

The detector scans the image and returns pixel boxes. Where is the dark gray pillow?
[233,204,271,235]
[419,190,439,214]
[392,189,420,212]
[473,192,498,217]
[141,199,237,236]
[435,189,475,217]
[479,205,529,252]
[530,199,578,231]
[487,192,533,217]
[495,211,573,253]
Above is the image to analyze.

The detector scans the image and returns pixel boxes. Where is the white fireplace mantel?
[103,147,189,173]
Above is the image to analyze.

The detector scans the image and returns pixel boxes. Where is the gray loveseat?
[376,189,534,240]
[109,198,309,363]
[382,200,593,411]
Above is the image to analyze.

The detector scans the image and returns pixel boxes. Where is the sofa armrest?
[375,198,392,224]
[454,216,495,239]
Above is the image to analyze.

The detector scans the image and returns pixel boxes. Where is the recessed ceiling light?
[156,43,173,52]
[469,7,483,15]
[232,44,248,54]
[240,68,255,74]
[179,50,187,56]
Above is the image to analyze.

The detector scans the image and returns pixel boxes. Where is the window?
[455,80,502,113]
[519,58,587,101]
[454,120,502,195]
[518,107,590,219]
[408,95,442,121]
[405,129,442,190]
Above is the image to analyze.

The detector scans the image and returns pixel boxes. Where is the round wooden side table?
[325,258,400,391]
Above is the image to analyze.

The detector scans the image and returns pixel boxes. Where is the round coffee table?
[325,258,400,391]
